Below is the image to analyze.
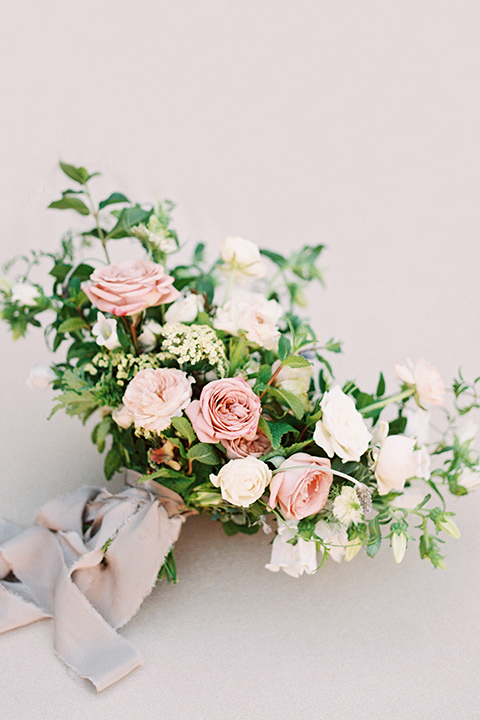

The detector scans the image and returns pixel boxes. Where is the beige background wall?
[1,2,479,718]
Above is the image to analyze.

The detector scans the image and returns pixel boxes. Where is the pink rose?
[221,426,272,459]
[123,368,193,433]
[82,260,179,317]
[268,452,333,520]
[186,377,262,444]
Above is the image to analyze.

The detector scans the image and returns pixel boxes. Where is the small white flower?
[165,294,203,324]
[26,364,56,390]
[220,236,266,281]
[313,385,372,462]
[91,312,120,350]
[315,520,348,563]
[11,281,38,307]
[265,520,318,577]
[137,320,162,351]
[332,486,363,526]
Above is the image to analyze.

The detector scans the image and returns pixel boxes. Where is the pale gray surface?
[1,1,480,718]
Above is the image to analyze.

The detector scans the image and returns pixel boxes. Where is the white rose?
[165,294,203,324]
[220,236,266,281]
[91,312,121,350]
[214,293,283,350]
[210,457,272,507]
[395,357,445,407]
[11,281,38,307]
[137,320,163,351]
[315,520,349,563]
[265,520,317,577]
[313,385,372,462]
[375,435,415,495]
[26,364,56,390]
[112,404,134,429]
[272,359,312,405]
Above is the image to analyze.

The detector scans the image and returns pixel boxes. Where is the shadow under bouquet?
[2,162,479,582]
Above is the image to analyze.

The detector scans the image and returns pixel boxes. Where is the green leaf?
[268,387,305,420]
[258,416,274,445]
[108,206,152,238]
[282,354,312,369]
[260,249,286,268]
[286,440,314,454]
[104,447,123,480]
[171,416,196,445]
[58,316,88,333]
[265,420,294,450]
[49,197,90,215]
[50,262,72,282]
[376,372,386,398]
[98,192,130,210]
[187,443,220,465]
[278,335,292,361]
[366,516,382,558]
[59,161,89,184]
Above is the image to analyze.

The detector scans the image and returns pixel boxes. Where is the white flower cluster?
[161,322,228,377]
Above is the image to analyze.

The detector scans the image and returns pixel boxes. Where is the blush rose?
[82,260,179,317]
[186,376,262,444]
[221,426,272,459]
[268,452,333,520]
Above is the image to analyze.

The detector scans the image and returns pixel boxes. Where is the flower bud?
[391,532,407,564]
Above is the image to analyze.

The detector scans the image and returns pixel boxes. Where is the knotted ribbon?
[0,476,186,691]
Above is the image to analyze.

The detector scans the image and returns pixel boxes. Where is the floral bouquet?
[2,162,479,583]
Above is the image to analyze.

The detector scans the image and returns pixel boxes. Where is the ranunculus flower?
[268,452,333,520]
[11,281,38,307]
[221,426,272,459]
[220,236,266,281]
[165,293,204,323]
[82,260,179,317]
[122,368,193,434]
[395,358,445,407]
[375,435,416,495]
[26,364,56,390]
[91,312,121,350]
[313,385,372,462]
[265,520,318,577]
[186,376,261,444]
[210,457,272,507]
[214,293,282,350]
[271,359,312,407]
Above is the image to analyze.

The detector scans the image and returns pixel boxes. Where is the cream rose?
[375,435,416,495]
[82,260,179,317]
[313,385,372,462]
[214,293,283,350]
[186,376,262,443]
[220,236,266,280]
[395,358,445,407]
[122,368,193,434]
[210,457,272,507]
[268,452,333,520]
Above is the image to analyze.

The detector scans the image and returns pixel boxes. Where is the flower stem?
[259,362,284,400]
[359,387,415,415]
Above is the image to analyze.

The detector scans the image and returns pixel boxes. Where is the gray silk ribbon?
[0,477,185,692]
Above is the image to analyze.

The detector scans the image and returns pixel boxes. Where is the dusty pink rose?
[186,376,262,444]
[82,260,179,317]
[221,426,272,459]
[122,368,193,433]
[268,452,333,520]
